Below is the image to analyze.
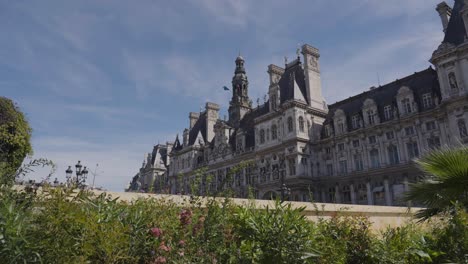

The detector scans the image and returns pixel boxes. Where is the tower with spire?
[228,55,252,127]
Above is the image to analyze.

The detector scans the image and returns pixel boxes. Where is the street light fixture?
[65,160,89,188]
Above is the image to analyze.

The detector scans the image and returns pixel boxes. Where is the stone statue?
[449,72,458,90]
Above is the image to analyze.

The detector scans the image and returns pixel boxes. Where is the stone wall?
[96,190,421,231]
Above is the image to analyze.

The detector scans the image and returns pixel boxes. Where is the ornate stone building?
[128,0,468,206]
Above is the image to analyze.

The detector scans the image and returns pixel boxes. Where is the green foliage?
[0,97,33,185]
[404,146,468,220]
[234,200,318,263]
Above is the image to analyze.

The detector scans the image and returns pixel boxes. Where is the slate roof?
[150,144,168,168]
[188,112,207,145]
[443,0,467,46]
[237,102,270,149]
[278,58,309,105]
[322,67,441,137]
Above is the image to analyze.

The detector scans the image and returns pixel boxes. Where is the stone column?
[350,183,357,204]
[384,178,392,206]
[335,185,341,204]
[366,181,373,205]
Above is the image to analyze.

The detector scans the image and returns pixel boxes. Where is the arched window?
[260,129,265,144]
[287,117,294,133]
[458,119,468,138]
[342,186,351,203]
[402,98,412,114]
[271,125,277,140]
[299,116,305,132]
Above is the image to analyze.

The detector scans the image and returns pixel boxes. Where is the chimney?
[189,112,200,129]
[183,128,189,146]
[205,102,220,143]
[436,2,452,32]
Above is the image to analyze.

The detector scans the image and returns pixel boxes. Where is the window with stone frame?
[266,128,270,141]
[406,141,419,159]
[422,93,433,109]
[325,147,331,155]
[354,153,364,171]
[357,183,367,202]
[387,144,399,165]
[384,105,393,120]
[367,109,375,125]
[369,135,377,144]
[426,121,436,131]
[338,143,345,151]
[288,158,296,176]
[338,121,344,133]
[288,117,294,133]
[370,149,380,168]
[324,125,330,137]
[326,163,334,176]
[402,98,412,114]
[299,116,305,132]
[351,115,360,129]
[405,126,415,136]
[271,124,278,140]
[328,187,336,202]
[260,129,265,144]
[339,160,348,175]
[386,131,395,140]
[342,185,351,203]
[427,136,441,150]
[458,119,468,138]
[352,139,360,148]
[272,164,279,180]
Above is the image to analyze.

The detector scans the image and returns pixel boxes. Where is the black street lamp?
[65,160,89,188]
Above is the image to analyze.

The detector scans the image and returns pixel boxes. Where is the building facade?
[128,0,468,206]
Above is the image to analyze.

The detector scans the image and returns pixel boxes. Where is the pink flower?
[178,240,186,247]
[159,242,171,252]
[154,256,167,263]
[179,209,192,226]
[150,227,163,237]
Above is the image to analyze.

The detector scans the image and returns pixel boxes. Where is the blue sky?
[0,0,451,191]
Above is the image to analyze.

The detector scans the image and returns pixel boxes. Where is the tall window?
[357,183,367,202]
[342,186,351,203]
[369,135,377,144]
[328,187,336,202]
[422,93,433,109]
[402,98,412,114]
[352,140,360,148]
[338,122,344,133]
[326,164,333,176]
[288,158,296,176]
[260,129,265,144]
[338,143,345,151]
[354,154,364,171]
[351,115,360,129]
[384,105,393,120]
[426,121,436,131]
[427,137,441,149]
[288,117,294,133]
[299,116,305,132]
[324,125,330,137]
[406,142,419,159]
[367,110,375,125]
[387,145,399,165]
[370,149,380,168]
[386,131,395,140]
[458,119,468,138]
[405,126,415,136]
[339,160,347,175]
[271,125,277,140]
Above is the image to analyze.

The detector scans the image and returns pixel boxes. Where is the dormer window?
[422,93,433,109]
[367,110,375,125]
[402,98,412,114]
[338,121,344,133]
[351,115,360,129]
[384,105,393,120]
[260,129,265,144]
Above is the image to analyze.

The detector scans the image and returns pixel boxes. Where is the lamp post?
[65,160,89,188]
